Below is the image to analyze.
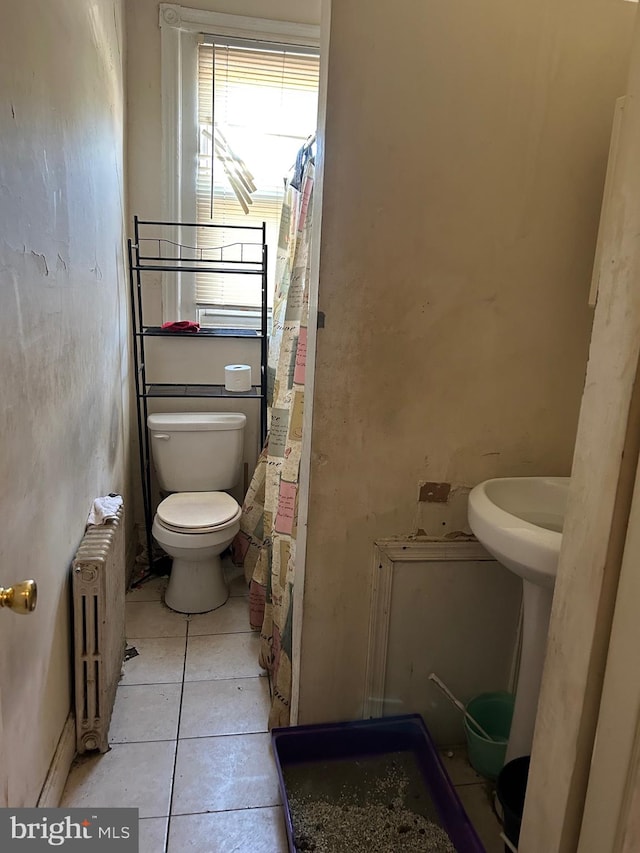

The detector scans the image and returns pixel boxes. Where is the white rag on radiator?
[87,494,123,526]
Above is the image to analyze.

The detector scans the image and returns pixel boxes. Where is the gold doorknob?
[0,580,37,614]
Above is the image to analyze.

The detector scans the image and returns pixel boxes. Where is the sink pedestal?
[467,477,569,763]
[506,579,554,762]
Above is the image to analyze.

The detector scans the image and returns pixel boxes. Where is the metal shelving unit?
[128,216,268,573]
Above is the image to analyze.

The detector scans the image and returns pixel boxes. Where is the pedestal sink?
[468,476,569,761]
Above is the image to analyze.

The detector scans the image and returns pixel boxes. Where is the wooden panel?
[588,97,626,306]
[578,462,640,852]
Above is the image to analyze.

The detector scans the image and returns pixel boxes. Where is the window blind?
[196,40,320,310]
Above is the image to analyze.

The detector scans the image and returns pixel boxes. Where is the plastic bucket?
[497,756,530,851]
[463,692,514,780]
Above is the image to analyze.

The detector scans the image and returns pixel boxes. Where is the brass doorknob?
[0,580,37,614]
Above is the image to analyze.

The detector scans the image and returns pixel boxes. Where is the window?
[196,40,319,322]
[159,6,320,325]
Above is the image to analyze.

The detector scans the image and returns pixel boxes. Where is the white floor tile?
[229,575,249,598]
[171,733,280,815]
[228,574,249,597]
[224,559,249,597]
[456,782,503,853]
[126,576,169,602]
[167,807,288,853]
[188,596,251,636]
[120,637,186,685]
[61,741,176,818]
[179,677,270,739]
[63,560,505,853]
[185,633,263,681]
[110,684,182,743]
[126,600,188,638]
[139,817,168,853]
[439,745,484,786]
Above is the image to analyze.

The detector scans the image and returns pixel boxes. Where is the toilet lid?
[157,492,239,531]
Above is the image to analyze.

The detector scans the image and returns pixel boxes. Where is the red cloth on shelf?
[161,321,200,333]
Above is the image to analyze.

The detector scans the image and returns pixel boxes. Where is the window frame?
[159,3,320,323]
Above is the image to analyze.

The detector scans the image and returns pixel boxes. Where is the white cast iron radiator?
[72,504,126,753]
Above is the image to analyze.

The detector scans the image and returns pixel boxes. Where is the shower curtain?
[232,141,315,728]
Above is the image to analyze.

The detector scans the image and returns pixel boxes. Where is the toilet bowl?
[153,491,242,613]
[147,412,246,614]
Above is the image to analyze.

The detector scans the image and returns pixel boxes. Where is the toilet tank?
[147,412,246,492]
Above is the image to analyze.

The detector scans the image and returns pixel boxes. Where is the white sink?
[468,476,570,761]
[468,477,569,588]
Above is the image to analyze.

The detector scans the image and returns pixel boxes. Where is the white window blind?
[196,40,319,311]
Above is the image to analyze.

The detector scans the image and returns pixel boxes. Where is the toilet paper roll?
[224,364,252,392]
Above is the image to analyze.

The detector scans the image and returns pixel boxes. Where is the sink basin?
[467,476,570,761]
[468,477,569,588]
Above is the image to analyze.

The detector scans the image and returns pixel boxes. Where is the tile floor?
[61,558,503,852]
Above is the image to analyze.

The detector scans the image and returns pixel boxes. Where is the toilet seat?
[157,492,240,534]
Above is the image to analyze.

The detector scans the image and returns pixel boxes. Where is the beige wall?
[0,0,128,805]
[298,0,636,724]
[125,0,321,516]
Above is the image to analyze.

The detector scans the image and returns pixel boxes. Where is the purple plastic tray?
[271,713,486,852]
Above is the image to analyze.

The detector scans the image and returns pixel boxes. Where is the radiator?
[72,504,126,754]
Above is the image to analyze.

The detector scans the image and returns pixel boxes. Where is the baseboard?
[37,713,76,807]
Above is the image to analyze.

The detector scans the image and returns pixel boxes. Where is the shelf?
[144,383,262,398]
[131,263,263,275]
[140,326,263,339]
[129,216,268,575]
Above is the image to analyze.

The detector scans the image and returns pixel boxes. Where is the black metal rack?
[127,216,268,573]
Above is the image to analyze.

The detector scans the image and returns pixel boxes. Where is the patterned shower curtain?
[232,145,315,728]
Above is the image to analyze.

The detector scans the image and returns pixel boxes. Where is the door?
[0,684,7,808]
[0,578,38,806]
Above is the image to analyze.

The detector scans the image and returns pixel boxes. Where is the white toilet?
[147,412,246,614]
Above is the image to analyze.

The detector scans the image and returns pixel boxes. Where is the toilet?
[147,412,246,614]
